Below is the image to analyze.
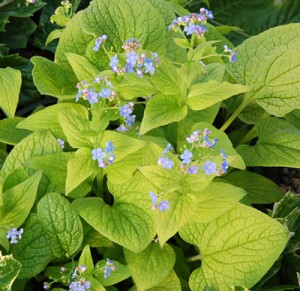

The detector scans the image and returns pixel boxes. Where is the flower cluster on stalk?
[150,192,170,212]
[109,38,160,77]
[117,102,136,132]
[75,76,116,104]
[168,8,213,38]
[92,141,115,168]
[93,34,108,52]
[104,258,116,279]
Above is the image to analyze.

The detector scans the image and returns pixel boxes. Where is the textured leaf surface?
[227,24,300,117]
[187,81,249,111]
[0,253,21,290]
[74,172,155,253]
[124,243,176,290]
[12,214,55,279]
[0,117,30,145]
[191,182,245,223]
[0,67,21,118]
[37,193,83,257]
[140,94,188,135]
[179,203,290,290]
[0,131,61,184]
[237,117,300,167]
[31,56,77,99]
[0,171,41,229]
[224,170,283,204]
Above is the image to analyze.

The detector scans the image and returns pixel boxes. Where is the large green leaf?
[0,253,21,291]
[0,67,21,118]
[179,203,290,290]
[0,171,42,229]
[37,193,83,257]
[0,117,30,145]
[224,170,283,204]
[187,81,249,111]
[237,117,300,167]
[124,243,176,290]
[74,172,155,253]
[227,24,300,117]
[12,214,55,279]
[31,56,77,99]
[140,94,188,135]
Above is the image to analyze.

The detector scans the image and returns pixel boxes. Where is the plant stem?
[186,254,202,262]
[187,33,196,61]
[220,97,249,132]
[237,126,257,146]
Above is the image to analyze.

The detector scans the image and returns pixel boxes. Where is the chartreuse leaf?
[74,172,155,253]
[31,56,77,99]
[0,229,9,252]
[145,271,181,290]
[0,253,21,290]
[58,104,94,148]
[37,192,83,257]
[237,117,300,167]
[191,182,245,224]
[117,73,158,100]
[12,214,55,279]
[140,94,188,135]
[65,53,100,81]
[94,259,131,286]
[187,81,250,111]
[0,171,42,229]
[17,103,81,140]
[25,152,73,194]
[224,170,283,204]
[124,243,176,291]
[0,117,30,145]
[227,24,300,117]
[66,148,97,195]
[179,203,290,290]
[0,67,21,118]
[79,245,94,276]
[72,197,155,253]
[0,130,61,184]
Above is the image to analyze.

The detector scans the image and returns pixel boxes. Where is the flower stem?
[186,254,202,262]
[220,96,249,132]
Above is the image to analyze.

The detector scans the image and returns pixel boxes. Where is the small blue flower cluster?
[109,38,160,78]
[122,37,140,51]
[168,8,213,38]
[186,128,218,148]
[150,192,170,212]
[223,45,237,63]
[92,141,115,168]
[158,143,174,169]
[6,227,23,244]
[117,102,136,132]
[57,138,65,149]
[75,76,116,104]
[93,34,108,52]
[104,258,115,279]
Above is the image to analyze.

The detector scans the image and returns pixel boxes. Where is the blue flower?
[125,114,136,127]
[158,157,174,169]
[99,88,112,99]
[69,280,91,291]
[184,23,196,35]
[110,55,119,72]
[180,150,193,164]
[57,138,65,149]
[92,148,106,162]
[105,141,115,154]
[220,149,228,159]
[119,104,133,118]
[93,34,107,52]
[229,51,237,63]
[186,130,201,144]
[203,161,217,175]
[158,200,170,212]
[162,144,174,156]
[126,51,139,66]
[203,135,218,148]
[144,61,155,75]
[221,160,229,174]
[6,228,23,244]
[187,165,199,174]
[104,258,115,279]
[117,125,128,132]
[86,89,99,104]
[150,192,158,205]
